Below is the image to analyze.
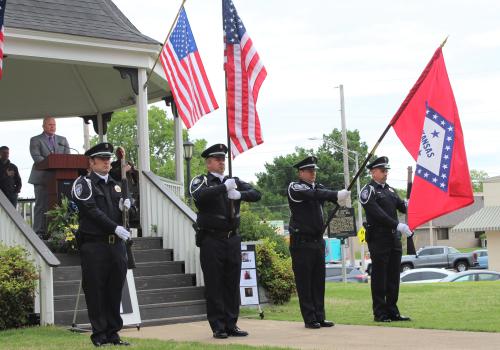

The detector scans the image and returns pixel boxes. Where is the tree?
[253,128,371,222]
[470,169,489,192]
[90,106,207,180]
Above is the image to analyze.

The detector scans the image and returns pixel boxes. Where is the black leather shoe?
[319,320,335,327]
[390,314,411,321]
[213,330,229,339]
[110,339,130,346]
[305,321,321,329]
[91,336,108,347]
[226,326,249,337]
[374,315,392,323]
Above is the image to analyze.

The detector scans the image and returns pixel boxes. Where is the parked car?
[472,249,488,269]
[400,246,475,272]
[439,270,500,282]
[325,264,369,283]
[400,268,455,284]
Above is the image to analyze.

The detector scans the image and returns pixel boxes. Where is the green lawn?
[241,281,500,332]
[0,326,290,350]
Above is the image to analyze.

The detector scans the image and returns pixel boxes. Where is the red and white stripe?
[159,41,218,129]
[0,24,4,80]
[225,32,267,157]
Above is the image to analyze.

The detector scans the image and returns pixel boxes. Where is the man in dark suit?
[359,156,412,323]
[28,116,70,238]
[190,143,261,339]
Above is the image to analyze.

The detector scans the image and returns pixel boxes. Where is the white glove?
[224,178,237,191]
[115,226,131,241]
[404,199,409,208]
[397,223,413,237]
[227,189,242,200]
[337,189,351,206]
[119,198,131,211]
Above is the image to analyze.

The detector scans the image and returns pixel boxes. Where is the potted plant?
[45,196,79,254]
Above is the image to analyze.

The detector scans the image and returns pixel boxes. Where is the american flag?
[159,7,218,129]
[0,0,6,80]
[223,0,267,157]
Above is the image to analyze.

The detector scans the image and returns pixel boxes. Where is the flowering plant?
[46,196,79,253]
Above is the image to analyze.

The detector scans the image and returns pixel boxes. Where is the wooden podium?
[36,154,89,210]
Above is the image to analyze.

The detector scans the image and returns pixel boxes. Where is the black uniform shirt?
[0,160,22,197]
[190,173,261,231]
[287,180,338,236]
[72,172,123,236]
[360,179,406,238]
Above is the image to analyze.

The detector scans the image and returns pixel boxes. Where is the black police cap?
[85,142,114,158]
[367,156,390,170]
[293,156,319,170]
[201,143,228,158]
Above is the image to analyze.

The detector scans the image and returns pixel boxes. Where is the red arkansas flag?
[390,47,473,230]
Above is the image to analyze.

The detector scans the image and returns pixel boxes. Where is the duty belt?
[81,234,121,245]
[290,233,323,243]
[200,227,238,239]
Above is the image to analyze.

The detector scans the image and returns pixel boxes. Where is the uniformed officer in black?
[359,156,412,323]
[288,156,350,329]
[71,142,132,347]
[190,143,261,339]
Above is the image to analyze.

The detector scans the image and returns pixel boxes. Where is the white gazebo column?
[97,112,107,143]
[174,114,184,196]
[136,68,151,236]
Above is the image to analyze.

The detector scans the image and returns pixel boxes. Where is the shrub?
[256,238,295,304]
[0,244,39,329]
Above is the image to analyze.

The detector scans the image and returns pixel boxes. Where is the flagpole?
[143,0,187,90]
[324,39,448,231]
[222,0,235,219]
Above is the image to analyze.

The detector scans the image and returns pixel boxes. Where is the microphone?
[58,142,80,154]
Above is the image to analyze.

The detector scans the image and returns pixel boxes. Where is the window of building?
[436,228,449,240]
[474,231,485,239]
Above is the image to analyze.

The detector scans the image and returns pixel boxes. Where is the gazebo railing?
[141,171,203,286]
[0,191,60,325]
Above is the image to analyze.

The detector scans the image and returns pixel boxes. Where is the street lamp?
[183,140,194,202]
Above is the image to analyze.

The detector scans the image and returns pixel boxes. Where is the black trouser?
[80,240,128,343]
[290,238,326,324]
[368,237,402,318]
[199,233,241,332]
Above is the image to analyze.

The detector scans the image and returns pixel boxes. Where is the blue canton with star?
[169,8,198,60]
[416,104,455,192]
[223,0,247,45]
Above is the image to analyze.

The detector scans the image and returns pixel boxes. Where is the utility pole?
[339,85,356,272]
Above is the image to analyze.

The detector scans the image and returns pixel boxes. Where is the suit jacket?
[28,133,70,185]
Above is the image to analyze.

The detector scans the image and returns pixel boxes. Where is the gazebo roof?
[4,0,159,45]
[0,0,171,121]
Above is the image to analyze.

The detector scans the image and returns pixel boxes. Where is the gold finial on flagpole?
[440,36,449,48]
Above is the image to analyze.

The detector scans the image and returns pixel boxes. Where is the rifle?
[121,152,136,269]
[406,166,417,255]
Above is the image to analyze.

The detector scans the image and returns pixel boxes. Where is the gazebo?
[0,0,200,325]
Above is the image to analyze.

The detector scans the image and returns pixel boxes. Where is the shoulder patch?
[72,176,92,201]
[291,182,309,191]
[359,185,374,205]
[190,175,207,197]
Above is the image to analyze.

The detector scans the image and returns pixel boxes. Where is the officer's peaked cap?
[201,143,228,158]
[85,142,114,158]
[293,156,319,170]
[367,156,390,170]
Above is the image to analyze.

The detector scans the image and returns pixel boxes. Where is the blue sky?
[3,0,500,197]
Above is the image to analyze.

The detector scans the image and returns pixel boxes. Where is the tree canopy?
[254,128,372,222]
[90,106,207,182]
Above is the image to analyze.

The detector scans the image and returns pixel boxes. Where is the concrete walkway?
[121,319,500,350]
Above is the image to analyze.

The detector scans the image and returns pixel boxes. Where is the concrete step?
[131,237,163,250]
[54,300,206,326]
[54,249,173,267]
[54,286,205,311]
[54,274,196,296]
[54,261,184,282]
[132,249,173,263]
